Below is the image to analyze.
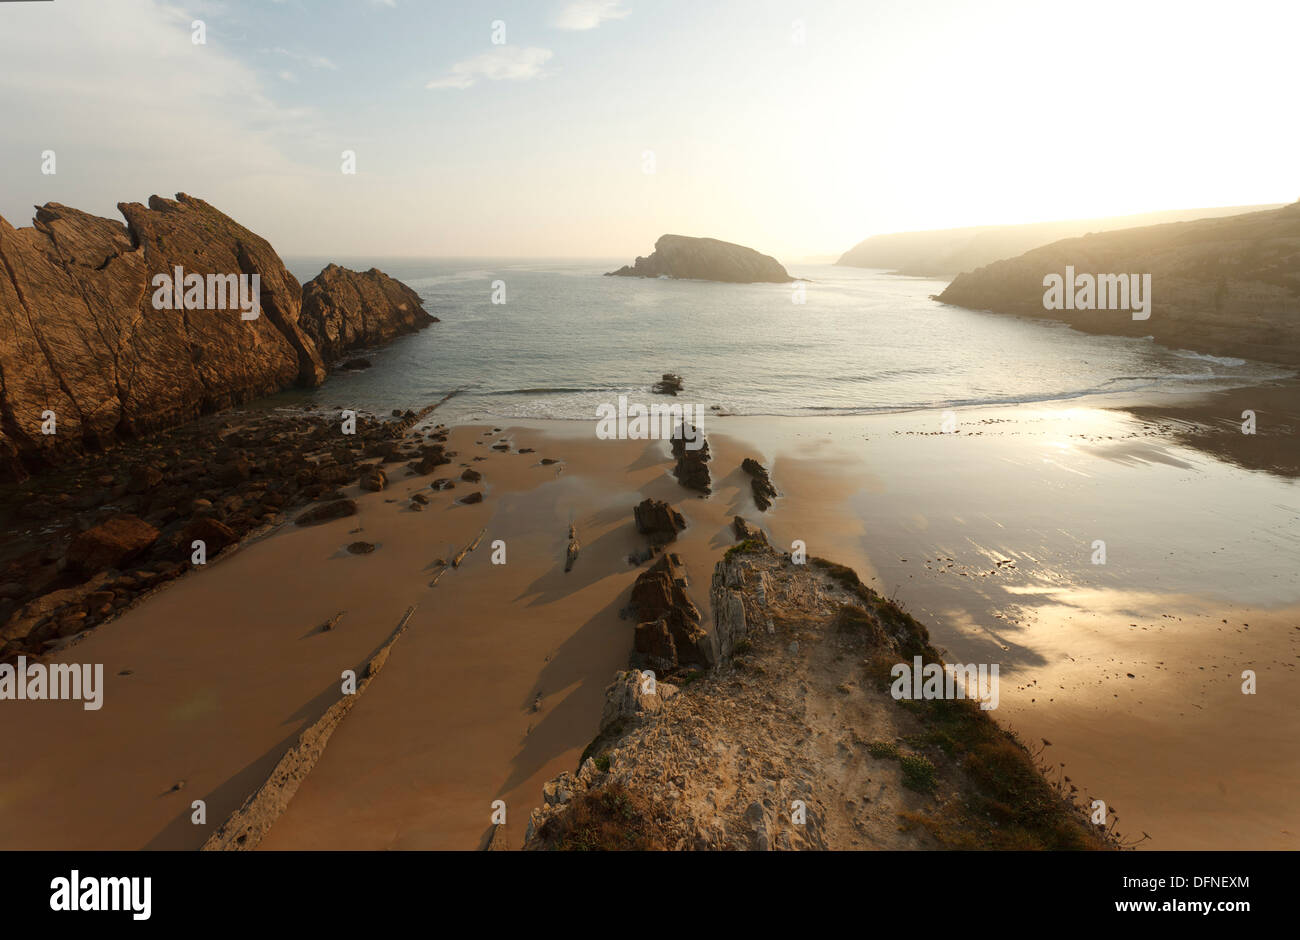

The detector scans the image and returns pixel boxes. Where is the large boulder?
[66,515,160,573]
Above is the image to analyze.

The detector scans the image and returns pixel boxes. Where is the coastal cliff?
[522,538,1109,851]
[607,234,793,283]
[0,193,435,480]
[937,201,1300,366]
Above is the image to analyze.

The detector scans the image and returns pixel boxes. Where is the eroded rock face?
[299,263,439,363]
[630,552,708,671]
[606,235,794,283]
[0,194,436,481]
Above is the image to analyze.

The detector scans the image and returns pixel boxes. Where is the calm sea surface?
[279,258,1290,422]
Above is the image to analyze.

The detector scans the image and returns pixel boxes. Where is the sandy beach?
[1,386,1296,851]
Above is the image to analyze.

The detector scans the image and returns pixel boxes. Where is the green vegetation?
[867,740,899,760]
[725,538,768,560]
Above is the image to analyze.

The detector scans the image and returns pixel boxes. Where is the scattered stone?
[296,498,358,526]
[460,491,484,505]
[346,541,376,555]
[430,478,456,491]
[359,466,387,492]
[461,468,482,483]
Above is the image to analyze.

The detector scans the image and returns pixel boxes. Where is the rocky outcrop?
[633,498,685,549]
[731,515,768,545]
[937,201,1300,366]
[607,235,794,284]
[670,426,711,494]
[0,194,436,481]
[525,544,1111,851]
[741,458,778,511]
[629,552,709,672]
[299,263,438,363]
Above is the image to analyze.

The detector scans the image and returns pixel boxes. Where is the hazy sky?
[1,0,1296,259]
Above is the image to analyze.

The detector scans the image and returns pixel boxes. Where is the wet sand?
[1,395,1296,850]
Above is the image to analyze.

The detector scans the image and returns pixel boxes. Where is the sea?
[279,258,1292,424]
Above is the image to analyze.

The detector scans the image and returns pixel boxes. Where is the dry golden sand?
[0,404,1295,850]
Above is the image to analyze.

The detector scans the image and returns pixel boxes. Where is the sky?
[1,0,1297,260]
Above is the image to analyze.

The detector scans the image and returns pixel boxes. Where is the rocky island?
[607,234,794,284]
[937,201,1300,365]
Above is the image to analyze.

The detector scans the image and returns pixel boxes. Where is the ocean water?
[281,258,1291,423]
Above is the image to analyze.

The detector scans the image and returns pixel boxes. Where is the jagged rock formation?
[607,235,794,284]
[524,544,1110,851]
[732,515,768,544]
[670,425,711,494]
[740,458,778,511]
[0,193,436,481]
[632,497,685,549]
[629,552,709,672]
[836,204,1284,277]
[937,201,1300,365]
[299,263,438,362]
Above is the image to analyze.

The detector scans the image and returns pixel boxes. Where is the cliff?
[0,193,435,480]
[937,202,1300,366]
[836,205,1284,277]
[522,537,1110,851]
[607,234,794,283]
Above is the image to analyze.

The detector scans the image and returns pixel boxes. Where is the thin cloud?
[426,46,554,90]
[269,47,338,71]
[554,1,630,30]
